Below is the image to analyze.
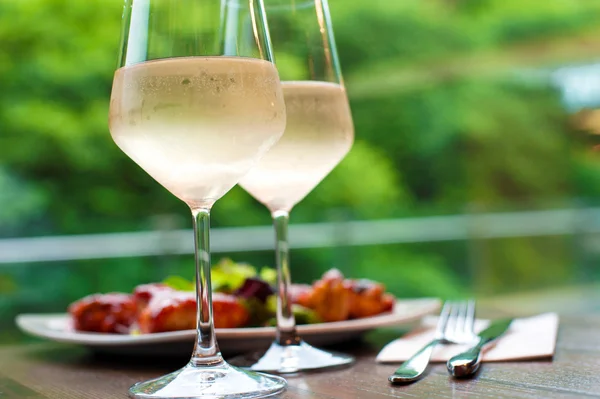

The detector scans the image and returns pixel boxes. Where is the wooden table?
[2,290,600,399]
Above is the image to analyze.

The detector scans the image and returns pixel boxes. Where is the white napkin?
[376,312,558,363]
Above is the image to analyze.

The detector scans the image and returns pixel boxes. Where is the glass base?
[230,341,355,374]
[128,361,286,399]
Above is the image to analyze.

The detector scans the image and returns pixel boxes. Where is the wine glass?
[236,0,355,373]
[108,0,287,397]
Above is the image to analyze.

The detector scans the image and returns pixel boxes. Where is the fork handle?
[446,338,487,378]
[388,339,440,384]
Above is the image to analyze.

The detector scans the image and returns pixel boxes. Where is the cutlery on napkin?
[377,312,558,364]
[446,317,513,377]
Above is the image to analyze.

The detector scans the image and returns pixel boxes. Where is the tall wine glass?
[108,0,287,397]
[237,0,355,373]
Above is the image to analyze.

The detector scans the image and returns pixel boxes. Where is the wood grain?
[2,314,600,398]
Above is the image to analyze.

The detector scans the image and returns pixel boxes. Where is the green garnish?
[162,258,274,293]
[265,295,321,325]
[259,267,277,286]
[211,258,257,292]
[162,275,194,291]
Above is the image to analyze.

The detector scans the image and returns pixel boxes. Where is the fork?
[388,300,476,384]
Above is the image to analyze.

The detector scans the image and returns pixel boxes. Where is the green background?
[2,0,600,340]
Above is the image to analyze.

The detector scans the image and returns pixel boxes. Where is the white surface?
[16,298,440,355]
[376,312,559,363]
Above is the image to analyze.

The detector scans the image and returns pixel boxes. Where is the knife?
[446,318,513,378]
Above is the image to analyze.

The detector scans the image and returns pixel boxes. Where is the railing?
[1,208,599,264]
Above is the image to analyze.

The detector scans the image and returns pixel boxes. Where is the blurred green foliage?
[2,0,600,326]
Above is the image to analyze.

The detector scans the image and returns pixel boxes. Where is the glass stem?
[190,207,223,366]
[272,209,301,346]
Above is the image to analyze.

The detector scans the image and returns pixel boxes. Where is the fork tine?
[435,301,452,338]
[456,301,468,337]
[465,299,476,335]
[445,301,459,338]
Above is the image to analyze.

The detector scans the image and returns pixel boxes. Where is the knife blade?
[446,318,513,378]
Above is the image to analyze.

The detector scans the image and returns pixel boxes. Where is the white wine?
[240,81,354,212]
[109,57,286,208]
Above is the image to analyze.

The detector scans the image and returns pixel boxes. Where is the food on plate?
[137,291,195,333]
[138,291,250,333]
[68,293,137,333]
[347,279,395,319]
[296,269,350,322]
[295,269,395,322]
[287,284,312,304]
[212,293,251,328]
[233,277,274,303]
[67,258,395,334]
[133,283,174,310]
[264,296,322,325]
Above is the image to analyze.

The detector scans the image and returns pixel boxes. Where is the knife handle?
[389,339,439,384]
[446,339,486,378]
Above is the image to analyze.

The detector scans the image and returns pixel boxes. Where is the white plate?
[16,298,440,356]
